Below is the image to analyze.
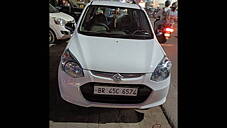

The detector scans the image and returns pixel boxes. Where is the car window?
[78,5,153,39]
[49,4,59,13]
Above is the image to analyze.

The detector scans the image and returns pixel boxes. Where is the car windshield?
[49,4,59,13]
[78,5,153,39]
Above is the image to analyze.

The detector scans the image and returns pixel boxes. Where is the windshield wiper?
[81,32,130,37]
[130,33,153,39]
[130,30,153,39]
[80,31,152,39]
[80,32,108,36]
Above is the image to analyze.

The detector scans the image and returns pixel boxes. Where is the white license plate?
[94,86,138,96]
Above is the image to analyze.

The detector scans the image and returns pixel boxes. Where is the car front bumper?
[58,65,170,109]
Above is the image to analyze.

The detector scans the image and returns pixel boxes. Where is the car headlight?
[61,49,84,78]
[54,17,67,26]
[150,56,172,82]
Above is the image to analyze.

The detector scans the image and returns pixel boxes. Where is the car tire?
[49,29,56,44]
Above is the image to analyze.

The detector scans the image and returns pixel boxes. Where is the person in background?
[58,0,72,13]
[96,8,104,15]
[154,0,171,31]
[58,0,70,7]
[166,2,178,27]
[113,8,122,28]
[58,0,63,6]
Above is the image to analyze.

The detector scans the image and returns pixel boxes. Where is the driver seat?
[90,14,109,32]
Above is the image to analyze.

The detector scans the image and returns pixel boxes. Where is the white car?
[58,1,172,109]
[49,4,76,43]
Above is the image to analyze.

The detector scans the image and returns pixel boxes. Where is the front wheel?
[49,29,56,44]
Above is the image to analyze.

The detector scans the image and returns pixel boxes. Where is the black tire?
[49,29,56,44]
[154,24,167,44]
[157,34,167,44]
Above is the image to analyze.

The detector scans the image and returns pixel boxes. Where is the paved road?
[49,20,177,128]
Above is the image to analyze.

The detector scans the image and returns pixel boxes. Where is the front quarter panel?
[66,34,87,69]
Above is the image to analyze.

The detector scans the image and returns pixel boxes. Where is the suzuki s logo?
[112,73,123,82]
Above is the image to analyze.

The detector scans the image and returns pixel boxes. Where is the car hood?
[49,12,74,22]
[67,34,165,73]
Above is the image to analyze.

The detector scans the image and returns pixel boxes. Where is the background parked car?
[49,4,76,44]
[55,0,86,23]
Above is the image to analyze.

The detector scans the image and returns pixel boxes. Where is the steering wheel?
[94,23,110,31]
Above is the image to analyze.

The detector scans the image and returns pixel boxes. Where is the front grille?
[91,70,145,79]
[80,82,152,104]
[65,22,75,34]
[61,31,69,35]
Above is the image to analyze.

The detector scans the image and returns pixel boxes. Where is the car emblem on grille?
[112,73,123,82]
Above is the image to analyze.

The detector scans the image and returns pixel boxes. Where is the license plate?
[94,86,138,96]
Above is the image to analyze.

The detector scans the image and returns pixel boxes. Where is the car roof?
[89,0,141,9]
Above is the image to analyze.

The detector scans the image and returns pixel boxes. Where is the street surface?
[49,18,177,128]
[160,22,178,128]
